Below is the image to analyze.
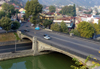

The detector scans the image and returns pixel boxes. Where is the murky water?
[0,52,75,69]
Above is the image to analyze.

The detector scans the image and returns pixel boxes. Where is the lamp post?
[15,40,16,52]
[14,35,17,53]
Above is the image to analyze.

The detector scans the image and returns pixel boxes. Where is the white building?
[53,17,74,28]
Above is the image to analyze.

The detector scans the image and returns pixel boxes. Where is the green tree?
[0,17,12,32]
[0,11,6,19]
[9,4,15,15]
[77,21,94,38]
[60,21,68,33]
[93,20,100,35]
[51,23,60,32]
[24,0,30,18]
[2,3,16,18]
[60,5,76,16]
[2,3,15,15]
[98,20,100,34]
[49,5,56,12]
[11,21,20,30]
[15,9,19,14]
[70,29,80,36]
[73,4,76,16]
[84,10,92,14]
[71,55,100,69]
[25,0,43,25]
[43,19,52,28]
[6,13,11,18]
[2,3,9,12]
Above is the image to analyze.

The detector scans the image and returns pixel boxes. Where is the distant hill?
[9,0,25,7]
[37,0,100,7]
[21,0,100,7]
[34,0,100,6]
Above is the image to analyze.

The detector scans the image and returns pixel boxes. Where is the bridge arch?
[20,37,33,50]
[22,37,32,42]
[39,49,73,59]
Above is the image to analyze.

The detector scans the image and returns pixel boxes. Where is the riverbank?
[0,33,16,42]
[0,50,34,61]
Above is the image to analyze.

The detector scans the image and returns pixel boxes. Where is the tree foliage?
[0,11,6,19]
[0,17,12,32]
[2,3,15,15]
[93,20,100,35]
[25,0,30,18]
[25,0,43,25]
[70,29,80,36]
[43,19,52,28]
[11,21,20,30]
[71,55,100,69]
[60,21,68,33]
[77,21,94,38]
[1,3,17,18]
[59,4,76,16]
[51,23,60,32]
[84,10,92,14]
[49,5,56,13]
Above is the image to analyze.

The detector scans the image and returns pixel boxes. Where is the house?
[53,17,74,29]
[56,8,61,12]
[0,5,2,10]
[40,12,54,20]
[0,1,5,5]
[19,8,26,13]
[18,13,24,21]
[12,3,20,10]
[91,15,100,24]
[40,12,62,20]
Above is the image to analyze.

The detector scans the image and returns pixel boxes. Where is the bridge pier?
[32,36,39,56]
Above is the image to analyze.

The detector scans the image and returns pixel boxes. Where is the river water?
[0,52,75,69]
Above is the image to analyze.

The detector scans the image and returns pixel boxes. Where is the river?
[0,52,75,69]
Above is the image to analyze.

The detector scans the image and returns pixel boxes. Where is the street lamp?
[14,35,17,53]
[15,40,16,52]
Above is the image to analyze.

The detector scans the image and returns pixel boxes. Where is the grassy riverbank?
[0,33,16,42]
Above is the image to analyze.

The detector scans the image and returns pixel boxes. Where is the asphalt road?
[19,22,100,61]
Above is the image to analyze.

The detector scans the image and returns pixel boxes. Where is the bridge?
[17,28,100,68]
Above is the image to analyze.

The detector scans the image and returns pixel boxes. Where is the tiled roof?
[56,17,74,20]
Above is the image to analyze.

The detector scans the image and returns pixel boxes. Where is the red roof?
[12,3,16,6]
[44,12,54,15]
[57,17,74,20]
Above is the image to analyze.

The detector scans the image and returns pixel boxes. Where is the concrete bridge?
[17,30,100,69]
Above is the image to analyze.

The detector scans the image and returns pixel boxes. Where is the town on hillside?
[0,0,100,40]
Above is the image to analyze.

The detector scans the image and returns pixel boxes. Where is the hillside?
[38,0,100,7]
[18,0,100,7]
[9,0,25,7]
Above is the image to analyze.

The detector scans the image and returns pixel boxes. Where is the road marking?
[38,33,100,52]
[34,33,100,52]
[38,37,97,57]
[50,36,100,51]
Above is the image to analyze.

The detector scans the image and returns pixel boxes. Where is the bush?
[70,29,80,36]
[51,23,60,32]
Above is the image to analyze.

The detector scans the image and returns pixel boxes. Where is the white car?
[44,35,51,40]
